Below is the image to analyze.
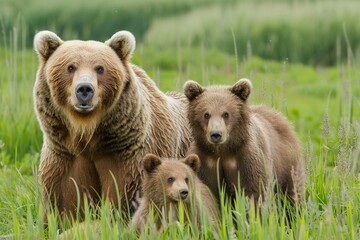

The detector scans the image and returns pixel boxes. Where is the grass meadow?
[1,0,360,239]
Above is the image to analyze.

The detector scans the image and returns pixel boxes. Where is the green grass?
[0,45,41,166]
[1,9,360,239]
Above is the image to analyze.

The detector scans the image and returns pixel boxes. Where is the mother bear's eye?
[67,65,76,73]
[204,112,210,120]
[95,66,104,74]
[167,176,175,184]
[222,112,229,119]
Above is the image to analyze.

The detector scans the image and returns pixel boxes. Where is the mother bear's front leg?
[40,148,101,225]
[93,155,141,215]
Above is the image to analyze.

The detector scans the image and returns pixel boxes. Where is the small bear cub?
[132,154,218,232]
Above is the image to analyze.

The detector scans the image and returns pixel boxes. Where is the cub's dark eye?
[204,112,210,120]
[223,112,229,119]
[167,176,175,184]
[67,65,76,73]
[185,177,189,183]
[95,66,104,74]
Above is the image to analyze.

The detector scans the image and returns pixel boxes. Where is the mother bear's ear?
[34,31,63,63]
[105,31,136,62]
[184,80,205,101]
[230,78,252,101]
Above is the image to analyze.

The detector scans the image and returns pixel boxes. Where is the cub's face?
[184,79,252,145]
[158,163,191,202]
[34,31,135,121]
[142,154,200,203]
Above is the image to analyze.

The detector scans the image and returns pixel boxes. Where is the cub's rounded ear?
[184,80,205,101]
[143,154,162,174]
[230,78,252,101]
[182,154,201,173]
[34,31,63,62]
[105,31,136,62]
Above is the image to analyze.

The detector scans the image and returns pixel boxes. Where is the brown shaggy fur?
[132,154,218,231]
[184,79,304,206]
[33,31,192,223]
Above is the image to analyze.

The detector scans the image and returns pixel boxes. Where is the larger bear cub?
[184,79,304,206]
[33,31,191,223]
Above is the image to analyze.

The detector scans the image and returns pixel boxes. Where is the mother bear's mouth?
[74,103,95,113]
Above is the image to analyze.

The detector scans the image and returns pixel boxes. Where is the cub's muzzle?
[210,130,222,143]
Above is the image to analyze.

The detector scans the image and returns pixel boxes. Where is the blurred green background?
[1,0,360,65]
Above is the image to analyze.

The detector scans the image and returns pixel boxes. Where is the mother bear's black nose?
[76,83,94,103]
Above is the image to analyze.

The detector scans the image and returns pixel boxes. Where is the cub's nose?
[210,131,222,143]
[179,189,188,200]
[75,83,94,103]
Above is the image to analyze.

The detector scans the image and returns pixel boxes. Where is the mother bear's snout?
[75,83,94,103]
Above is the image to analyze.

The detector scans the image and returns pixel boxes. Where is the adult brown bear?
[33,30,191,223]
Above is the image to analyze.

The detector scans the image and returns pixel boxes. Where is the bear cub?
[132,154,218,232]
[184,78,304,207]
